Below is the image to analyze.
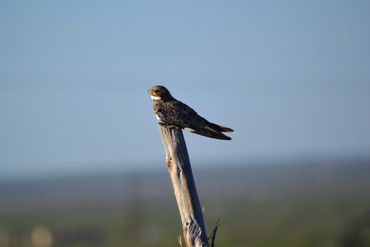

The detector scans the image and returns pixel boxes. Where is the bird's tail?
[207,122,234,133]
[190,128,232,140]
[188,121,233,140]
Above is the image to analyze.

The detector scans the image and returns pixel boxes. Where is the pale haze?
[0,1,369,178]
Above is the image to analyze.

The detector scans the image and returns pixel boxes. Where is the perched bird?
[148,85,233,140]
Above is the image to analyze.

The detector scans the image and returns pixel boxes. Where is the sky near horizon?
[1,1,369,178]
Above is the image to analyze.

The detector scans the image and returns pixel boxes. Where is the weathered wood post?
[158,124,209,247]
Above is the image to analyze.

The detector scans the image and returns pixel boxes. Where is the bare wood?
[158,124,209,247]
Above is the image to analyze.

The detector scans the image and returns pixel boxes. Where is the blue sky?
[1,1,369,178]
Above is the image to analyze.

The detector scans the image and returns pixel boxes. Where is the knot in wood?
[176,167,182,177]
[166,156,173,168]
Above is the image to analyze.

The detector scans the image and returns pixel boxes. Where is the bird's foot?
[158,122,181,130]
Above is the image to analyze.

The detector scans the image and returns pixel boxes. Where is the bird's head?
[148,85,173,101]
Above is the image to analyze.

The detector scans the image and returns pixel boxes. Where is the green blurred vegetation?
[0,160,369,247]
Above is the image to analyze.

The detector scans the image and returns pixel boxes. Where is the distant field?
[0,160,369,247]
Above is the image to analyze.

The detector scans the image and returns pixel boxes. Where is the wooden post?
[158,124,209,247]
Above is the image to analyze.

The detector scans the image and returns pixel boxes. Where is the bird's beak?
[147,89,152,95]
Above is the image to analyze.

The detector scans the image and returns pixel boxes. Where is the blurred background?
[0,1,369,246]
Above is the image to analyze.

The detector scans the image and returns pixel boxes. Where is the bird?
[148,85,233,140]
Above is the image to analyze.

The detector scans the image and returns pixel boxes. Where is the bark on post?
[158,124,209,247]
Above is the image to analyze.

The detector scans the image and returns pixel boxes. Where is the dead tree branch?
[158,124,209,247]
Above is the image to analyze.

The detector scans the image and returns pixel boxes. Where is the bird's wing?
[159,101,198,127]
[158,100,233,140]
